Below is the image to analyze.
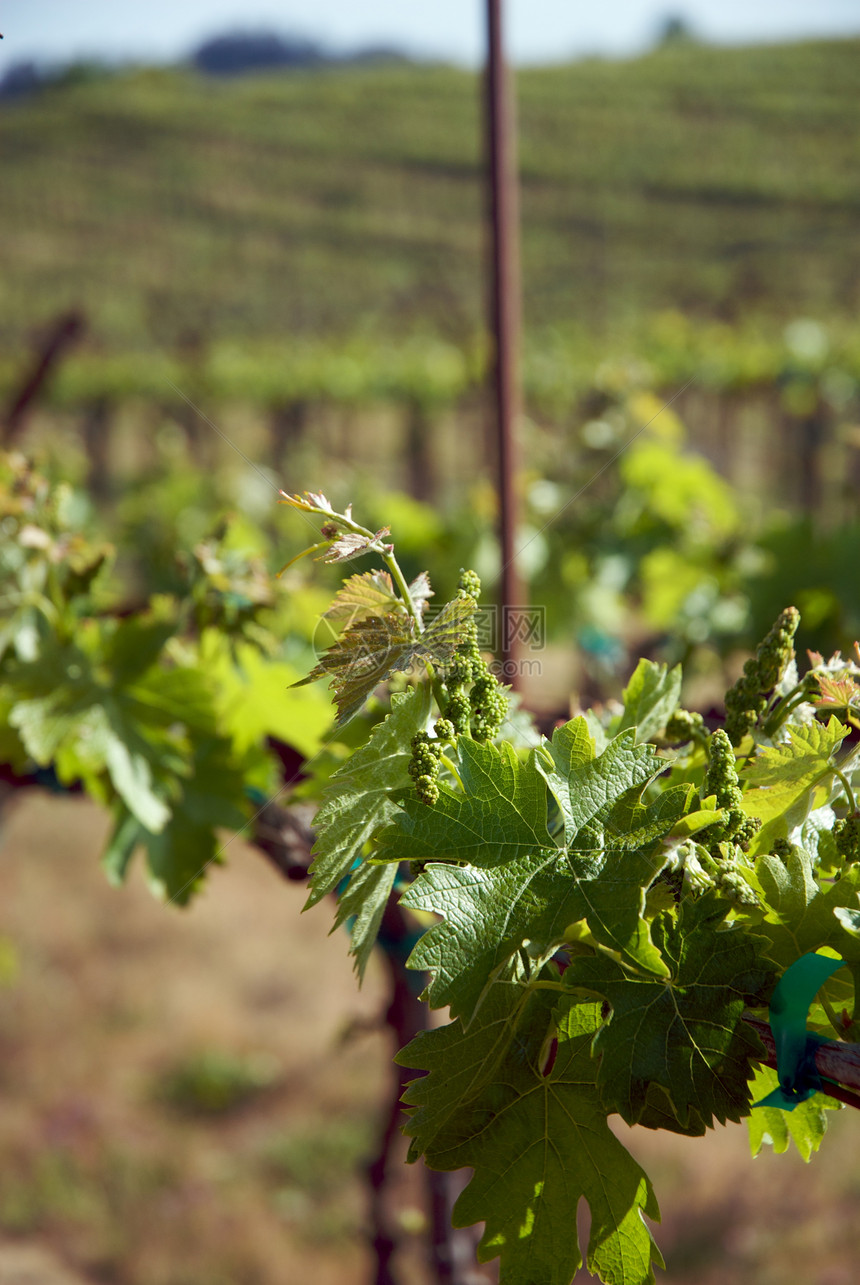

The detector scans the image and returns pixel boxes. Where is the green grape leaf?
[10,690,95,769]
[407,571,434,617]
[564,897,775,1128]
[378,736,552,873]
[797,804,842,874]
[278,489,337,516]
[583,709,609,753]
[0,699,28,774]
[306,685,431,974]
[615,658,682,744]
[400,854,568,1021]
[396,972,530,1159]
[535,719,662,848]
[496,691,542,749]
[602,779,696,853]
[750,846,860,973]
[332,859,398,979]
[102,805,144,886]
[103,728,171,831]
[672,805,724,837]
[6,636,224,833]
[99,613,176,686]
[8,640,102,761]
[143,811,222,904]
[634,1082,710,1137]
[201,633,333,759]
[741,718,847,855]
[105,735,249,905]
[9,642,174,830]
[172,734,247,830]
[383,733,690,1020]
[401,995,662,1285]
[747,1063,841,1161]
[322,527,392,563]
[119,666,221,737]
[292,614,415,725]
[293,594,474,725]
[323,570,403,622]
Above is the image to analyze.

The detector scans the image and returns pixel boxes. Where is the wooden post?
[485,0,523,685]
[2,311,84,447]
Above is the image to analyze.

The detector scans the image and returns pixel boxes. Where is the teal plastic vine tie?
[755,951,845,1112]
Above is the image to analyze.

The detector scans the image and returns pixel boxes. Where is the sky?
[1,0,859,74]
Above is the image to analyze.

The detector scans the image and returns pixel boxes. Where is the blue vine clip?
[755,951,846,1112]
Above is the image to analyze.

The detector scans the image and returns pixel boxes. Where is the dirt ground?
[1,793,859,1285]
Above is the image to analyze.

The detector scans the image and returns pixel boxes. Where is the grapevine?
[5,464,860,1285]
[278,490,860,1285]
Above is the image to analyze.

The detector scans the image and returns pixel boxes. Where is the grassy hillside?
[1,39,859,353]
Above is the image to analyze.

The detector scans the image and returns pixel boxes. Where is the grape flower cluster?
[664,708,706,743]
[407,571,511,803]
[661,837,757,907]
[709,843,760,907]
[835,814,860,864]
[688,727,760,905]
[724,606,800,745]
[440,570,509,742]
[407,731,442,806]
[701,725,760,850]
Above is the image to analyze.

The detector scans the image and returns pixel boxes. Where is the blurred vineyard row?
[5,308,859,719]
[4,311,859,416]
[2,41,859,350]
[5,310,860,506]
